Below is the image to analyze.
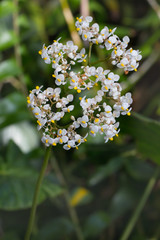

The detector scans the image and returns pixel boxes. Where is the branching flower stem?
[120,167,160,240]
[24,146,52,240]
[51,154,84,240]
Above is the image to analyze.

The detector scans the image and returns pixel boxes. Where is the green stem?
[24,146,52,240]
[88,42,93,66]
[120,167,160,240]
[91,56,110,65]
[51,155,84,240]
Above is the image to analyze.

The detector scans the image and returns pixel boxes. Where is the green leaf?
[84,212,110,238]
[89,156,127,186]
[0,30,18,50]
[0,141,63,210]
[0,1,16,17]
[0,59,21,81]
[120,112,160,164]
[36,217,74,240]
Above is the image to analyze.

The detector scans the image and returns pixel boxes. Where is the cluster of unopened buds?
[27,16,142,150]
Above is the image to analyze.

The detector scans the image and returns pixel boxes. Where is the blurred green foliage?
[0,0,160,239]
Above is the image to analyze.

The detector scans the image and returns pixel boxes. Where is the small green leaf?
[0,59,21,81]
[0,30,18,50]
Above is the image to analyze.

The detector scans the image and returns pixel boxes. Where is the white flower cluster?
[75,16,142,72]
[27,16,140,150]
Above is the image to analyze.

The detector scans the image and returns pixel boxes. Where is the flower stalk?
[24,146,52,240]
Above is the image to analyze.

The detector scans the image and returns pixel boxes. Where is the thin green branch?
[51,154,84,240]
[88,42,93,66]
[120,167,160,240]
[24,146,52,240]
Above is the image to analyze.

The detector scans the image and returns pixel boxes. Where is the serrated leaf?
[0,30,18,50]
[0,59,21,81]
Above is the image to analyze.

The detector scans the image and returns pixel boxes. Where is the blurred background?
[0,0,160,239]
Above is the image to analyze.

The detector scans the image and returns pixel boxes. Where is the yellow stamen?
[109,29,112,32]
[130,48,133,53]
[78,19,82,23]
[94,83,98,86]
[108,77,111,80]
[52,142,57,146]
[114,50,117,54]
[27,100,30,104]
[38,50,42,55]
[36,86,39,90]
[52,60,56,63]
[76,28,80,31]
[67,108,70,113]
[90,130,95,134]
[74,86,77,90]
[44,46,47,49]
[78,139,81,143]
[82,54,85,57]
[77,89,81,93]
[71,79,75,83]
[101,33,104,36]
[81,121,86,124]
[121,106,124,110]
[51,120,55,123]
[116,134,119,137]
[121,63,125,67]
[95,118,99,123]
[96,40,98,45]
[57,78,61,82]
[108,40,111,44]
[79,97,82,100]
[67,144,71,148]
[104,86,108,90]
[84,34,87,38]
[76,146,78,150]
[84,138,87,142]
[109,137,113,141]
[101,127,104,132]
[85,99,88,102]
[127,112,131,116]
[59,130,62,134]
[114,47,117,50]
[43,57,47,60]
[53,40,57,43]
[134,68,137,72]
[106,111,110,113]
[37,120,41,126]
[52,74,56,78]
[95,75,98,78]
[59,138,63,143]
[35,113,39,115]
[45,139,48,143]
[87,87,90,90]
[83,59,86,62]
[58,52,61,56]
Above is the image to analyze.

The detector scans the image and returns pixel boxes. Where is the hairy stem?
[51,155,84,240]
[24,146,52,240]
[120,167,160,240]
